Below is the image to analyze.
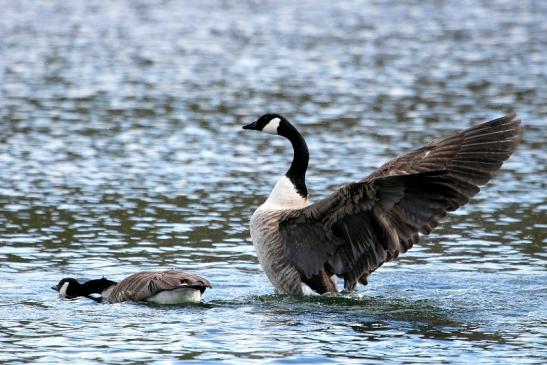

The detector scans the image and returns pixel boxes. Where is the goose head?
[52,278,81,298]
[243,113,310,199]
[243,113,288,135]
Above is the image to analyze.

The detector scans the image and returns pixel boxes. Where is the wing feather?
[279,114,521,289]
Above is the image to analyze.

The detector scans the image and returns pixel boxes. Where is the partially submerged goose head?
[52,277,116,299]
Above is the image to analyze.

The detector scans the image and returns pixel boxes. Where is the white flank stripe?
[146,287,202,304]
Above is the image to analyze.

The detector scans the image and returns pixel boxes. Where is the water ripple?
[0,0,546,363]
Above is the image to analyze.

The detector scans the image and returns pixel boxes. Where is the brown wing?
[366,113,521,187]
[108,270,212,303]
[279,114,521,289]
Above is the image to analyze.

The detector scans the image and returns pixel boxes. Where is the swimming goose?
[52,270,212,304]
[242,113,521,295]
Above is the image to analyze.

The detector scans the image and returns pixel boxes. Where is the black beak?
[51,285,58,292]
[242,121,258,130]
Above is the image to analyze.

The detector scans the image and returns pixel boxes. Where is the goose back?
[106,270,211,303]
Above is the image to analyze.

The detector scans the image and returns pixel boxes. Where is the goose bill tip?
[242,122,257,130]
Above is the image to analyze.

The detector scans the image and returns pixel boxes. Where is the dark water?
[0,0,545,363]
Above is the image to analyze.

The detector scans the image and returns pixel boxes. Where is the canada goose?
[52,270,212,304]
[242,113,521,295]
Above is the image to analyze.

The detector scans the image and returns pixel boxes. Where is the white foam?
[301,282,318,296]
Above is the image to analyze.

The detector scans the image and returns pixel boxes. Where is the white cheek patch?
[59,282,70,297]
[263,117,280,134]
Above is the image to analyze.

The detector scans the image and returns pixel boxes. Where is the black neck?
[82,279,117,295]
[279,122,309,198]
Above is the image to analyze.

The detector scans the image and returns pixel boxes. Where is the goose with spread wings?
[242,113,521,295]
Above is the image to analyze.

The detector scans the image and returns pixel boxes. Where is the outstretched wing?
[279,114,521,288]
[109,270,212,303]
[366,113,521,186]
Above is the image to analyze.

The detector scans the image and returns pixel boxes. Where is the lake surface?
[0,0,545,363]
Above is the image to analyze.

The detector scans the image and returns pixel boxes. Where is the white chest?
[262,176,309,210]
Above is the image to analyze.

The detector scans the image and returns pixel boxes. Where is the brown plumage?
[244,113,522,295]
[106,270,212,303]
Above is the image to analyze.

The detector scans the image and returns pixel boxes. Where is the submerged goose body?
[243,113,521,296]
[53,270,212,304]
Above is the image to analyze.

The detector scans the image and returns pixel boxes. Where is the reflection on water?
[0,0,546,363]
